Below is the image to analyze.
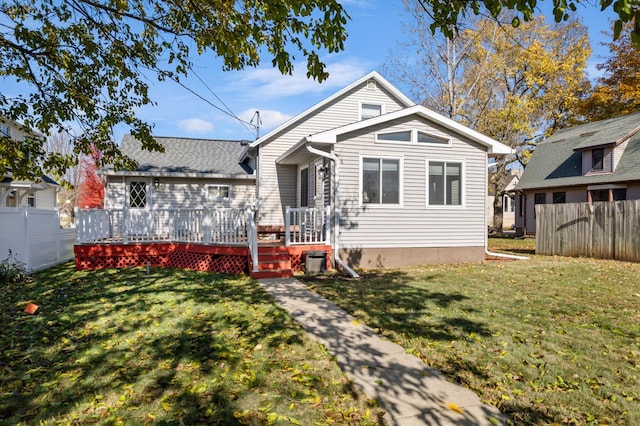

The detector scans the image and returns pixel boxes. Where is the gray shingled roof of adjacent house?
[103,135,253,178]
[517,112,640,191]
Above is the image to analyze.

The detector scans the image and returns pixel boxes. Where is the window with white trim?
[417,131,450,145]
[129,181,148,208]
[377,131,411,142]
[427,161,462,206]
[27,193,35,207]
[362,157,400,205]
[361,103,382,120]
[376,129,451,146]
[207,184,230,200]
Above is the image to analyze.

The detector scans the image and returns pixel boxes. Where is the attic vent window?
[367,80,377,90]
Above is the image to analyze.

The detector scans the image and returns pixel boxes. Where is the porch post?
[324,205,331,244]
[285,206,291,247]
[203,207,212,244]
[123,207,129,244]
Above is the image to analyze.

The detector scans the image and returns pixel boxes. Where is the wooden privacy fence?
[536,200,640,262]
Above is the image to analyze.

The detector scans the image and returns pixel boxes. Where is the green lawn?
[303,237,640,425]
[1,264,383,425]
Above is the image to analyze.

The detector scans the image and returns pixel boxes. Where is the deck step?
[257,259,292,270]
[250,269,293,279]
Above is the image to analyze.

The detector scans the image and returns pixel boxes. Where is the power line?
[160,70,257,138]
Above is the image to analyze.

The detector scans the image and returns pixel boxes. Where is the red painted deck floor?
[74,242,331,278]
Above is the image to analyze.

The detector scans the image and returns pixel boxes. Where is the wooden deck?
[74,242,331,278]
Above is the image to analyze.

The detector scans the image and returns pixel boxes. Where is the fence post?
[23,208,31,272]
[56,208,61,262]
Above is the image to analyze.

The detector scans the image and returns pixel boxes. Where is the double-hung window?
[427,161,462,206]
[592,148,604,171]
[362,157,400,205]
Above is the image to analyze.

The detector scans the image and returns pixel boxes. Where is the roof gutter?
[303,139,360,279]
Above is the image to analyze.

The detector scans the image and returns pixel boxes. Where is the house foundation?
[339,246,485,269]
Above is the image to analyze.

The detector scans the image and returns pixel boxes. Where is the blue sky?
[1,1,617,143]
[132,0,617,143]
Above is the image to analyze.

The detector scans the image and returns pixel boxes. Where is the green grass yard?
[303,237,640,424]
[0,264,383,425]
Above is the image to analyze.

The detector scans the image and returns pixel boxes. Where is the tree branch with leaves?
[0,0,349,180]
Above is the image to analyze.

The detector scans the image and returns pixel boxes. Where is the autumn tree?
[415,0,639,46]
[0,0,349,180]
[385,3,487,121]
[76,148,104,210]
[44,131,81,218]
[580,24,640,121]
[462,16,591,230]
[389,7,591,230]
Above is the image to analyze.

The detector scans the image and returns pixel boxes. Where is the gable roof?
[306,105,513,155]
[517,112,640,191]
[2,168,59,188]
[248,71,414,149]
[103,135,253,179]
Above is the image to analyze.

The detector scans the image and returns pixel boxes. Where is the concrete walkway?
[258,277,506,426]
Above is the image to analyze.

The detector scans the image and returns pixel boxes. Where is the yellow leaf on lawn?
[446,402,464,414]
[351,319,360,326]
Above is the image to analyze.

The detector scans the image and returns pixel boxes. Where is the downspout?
[304,141,360,278]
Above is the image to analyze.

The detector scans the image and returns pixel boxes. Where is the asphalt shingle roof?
[109,135,251,177]
[517,112,640,191]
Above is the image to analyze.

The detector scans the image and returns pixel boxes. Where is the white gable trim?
[248,71,414,149]
[307,105,513,155]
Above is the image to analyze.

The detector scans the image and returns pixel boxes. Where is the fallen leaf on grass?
[446,402,464,414]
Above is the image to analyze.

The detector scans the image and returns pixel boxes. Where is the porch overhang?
[276,139,333,165]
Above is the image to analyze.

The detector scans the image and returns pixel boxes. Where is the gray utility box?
[304,250,327,275]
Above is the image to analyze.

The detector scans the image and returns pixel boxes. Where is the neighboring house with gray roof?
[102,135,256,210]
[515,112,640,234]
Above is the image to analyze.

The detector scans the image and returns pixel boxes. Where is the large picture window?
[428,161,462,206]
[362,157,400,205]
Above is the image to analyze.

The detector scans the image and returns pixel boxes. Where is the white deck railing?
[75,208,251,246]
[285,206,331,246]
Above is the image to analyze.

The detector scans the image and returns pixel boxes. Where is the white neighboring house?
[487,169,521,231]
[1,117,59,209]
[0,116,74,271]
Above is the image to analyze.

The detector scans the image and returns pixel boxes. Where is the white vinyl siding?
[335,116,487,249]
[35,189,56,209]
[105,177,255,210]
[257,80,407,225]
